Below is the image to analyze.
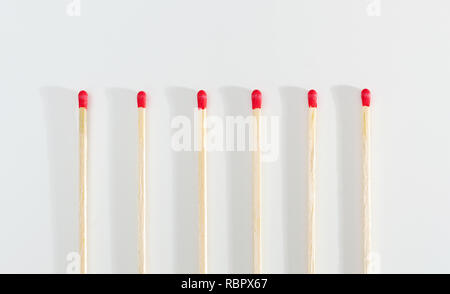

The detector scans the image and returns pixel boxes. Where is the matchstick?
[361,89,372,274]
[137,91,147,274]
[197,90,208,274]
[78,90,88,274]
[307,89,317,274]
[251,89,262,274]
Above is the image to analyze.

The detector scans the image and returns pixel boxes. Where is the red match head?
[197,90,207,109]
[361,89,371,107]
[252,89,262,109]
[137,91,147,108]
[308,89,317,108]
[78,90,88,108]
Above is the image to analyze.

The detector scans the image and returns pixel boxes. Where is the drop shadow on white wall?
[106,88,139,273]
[279,86,308,273]
[41,87,78,273]
[331,85,363,274]
[219,86,252,273]
[166,87,198,273]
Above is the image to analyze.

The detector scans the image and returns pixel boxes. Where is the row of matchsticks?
[77,88,372,274]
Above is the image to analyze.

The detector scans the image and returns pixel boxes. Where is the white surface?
[1,0,450,274]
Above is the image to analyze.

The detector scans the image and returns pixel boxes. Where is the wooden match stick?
[307,89,317,274]
[251,89,262,274]
[137,91,147,274]
[78,90,88,274]
[197,90,208,274]
[361,89,372,274]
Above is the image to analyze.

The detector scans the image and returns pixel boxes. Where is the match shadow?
[41,87,78,273]
[166,87,198,273]
[279,86,308,273]
[331,85,363,274]
[219,86,253,273]
[106,88,139,273]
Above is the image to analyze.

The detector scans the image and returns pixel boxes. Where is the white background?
[1,0,449,274]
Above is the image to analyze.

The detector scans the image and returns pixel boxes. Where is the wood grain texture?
[362,106,371,274]
[199,109,208,274]
[307,108,317,274]
[252,109,262,274]
[79,108,87,274]
[138,108,147,274]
